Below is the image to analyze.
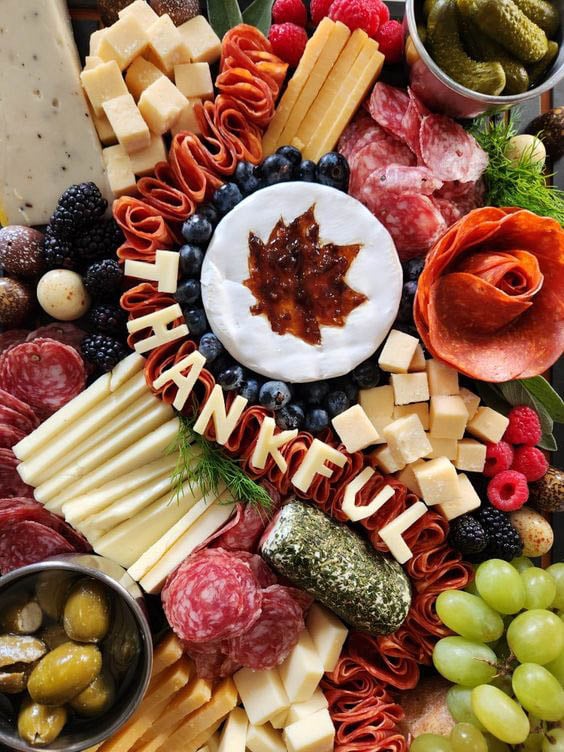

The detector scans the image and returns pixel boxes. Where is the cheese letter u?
[341,467,395,522]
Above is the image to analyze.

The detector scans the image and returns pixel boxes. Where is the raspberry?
[310,0,333,25]
[268,23,308,67]
[487,470,529,512]
[272,0,307,27]
[511,445,549,482]
[329,0,380,37]
[375,19,404,63]
[484,441,515,478]
[372,0,390,25]
[503,405,542,446]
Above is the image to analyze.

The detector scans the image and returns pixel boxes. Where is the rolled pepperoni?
[114,197,177,262]
[216,67,275,128]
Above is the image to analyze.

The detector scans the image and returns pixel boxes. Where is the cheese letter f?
[292,439,346,493]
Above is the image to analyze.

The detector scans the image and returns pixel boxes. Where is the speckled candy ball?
[0,277,34,327]
[37,270,91,321]
[0,225,45,278]
[509,507,554,557]
[150,0,202,23]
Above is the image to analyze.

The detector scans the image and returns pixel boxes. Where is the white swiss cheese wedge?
[201,183,402,383]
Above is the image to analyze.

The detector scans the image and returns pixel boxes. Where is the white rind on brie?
[201,182,402,383]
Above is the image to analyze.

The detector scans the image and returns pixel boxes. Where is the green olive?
[27,642,102,706]
[1,599,43,635]
[63,579,111,643]
[18,698,67,746]
[0,670,28,694]
[35,571,74,621]
[39,625,68,651]
[69,670,116,717]
[0,635,47,669]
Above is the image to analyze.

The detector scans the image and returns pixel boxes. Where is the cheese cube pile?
[79,0,221,196]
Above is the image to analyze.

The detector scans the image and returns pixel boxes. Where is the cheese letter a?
[291,439,346,494]
[251,416,297,473]
[378,501,427,564]
[193,385,248,445]
[127,303,188,354]
[124,250,180,293]
[341,467,395,522]
[152,350,206,410]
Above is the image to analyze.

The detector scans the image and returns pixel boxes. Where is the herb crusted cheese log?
[261,501,411,634]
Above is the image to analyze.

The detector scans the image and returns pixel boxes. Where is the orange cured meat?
[216,67,276,128]
[144,338,215,409]
[137,162,195,223]
[114,197,177,262]
[120,282,181,350]
[220,25,287,99]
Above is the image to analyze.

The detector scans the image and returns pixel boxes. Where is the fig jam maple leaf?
[243,205,367,345]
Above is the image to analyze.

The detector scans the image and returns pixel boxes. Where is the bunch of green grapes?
[412,559,564,752]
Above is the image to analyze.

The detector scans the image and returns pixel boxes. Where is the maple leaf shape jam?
[243,205,367,345]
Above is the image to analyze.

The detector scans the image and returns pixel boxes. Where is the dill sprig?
[168,414,273,512]
[470,114,564,225]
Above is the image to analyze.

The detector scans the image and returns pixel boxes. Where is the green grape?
[466,579,480,596]
[411,733,453,751]
[512,663,564,721]
[475,559,526,614]
[446,686,486,729]
[522,568,558,610]
[512,556,534,573]
[507,609,564,665]
[523,732,547,751]
[450,722,488,752]
[546,647,564,685]
[436,591,505,643]
[490,673,514,697]
[433,637,497,687]
[471,684,530,744]
[543,728,564,752]
[548,563,564,610]
[484,734,511,752]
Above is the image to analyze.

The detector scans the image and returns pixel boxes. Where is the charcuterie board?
[0,1,563,750]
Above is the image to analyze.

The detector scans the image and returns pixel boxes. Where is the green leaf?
[206,0,243,39]
[242,0,275,34]
[538,433,558,452]
[474,382,510,416]
[519,376,564,423]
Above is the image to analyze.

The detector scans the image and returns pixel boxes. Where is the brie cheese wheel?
[201,183,402,382]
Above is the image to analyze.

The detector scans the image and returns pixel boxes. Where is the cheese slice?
[278,629,324,704]
[378,501,428,564]
[184,722,222,752]
[234,668,290,727]
[217,707,247,752]
[152,633,184,676]
[306,603,348,673]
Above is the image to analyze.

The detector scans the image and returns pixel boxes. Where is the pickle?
[0,636,47,669]
[27,642,102,706]
[0,670,27,694]
[424,0,438,18]
[1,600,43,635]
[513,0,560,37]
[35,571,74,621]
[69,671,116,717]
[18,698,67,746]
[528,40,559,85]
[427,0,506,94]
[63,578,111,644]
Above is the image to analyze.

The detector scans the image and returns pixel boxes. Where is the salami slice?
[26,323,87,351]
[0,339,86,418]
[0,405,37,435]
[0,449,34,498]
[420,115,488,183]
[0,520,74,574]
[214,503,271,553]
[0,423,26,449]
[368,83,410,142]
[338,111,389,164]
[0,330,30,355]
[231,551,277,588]
[0,498,89,552]
[349,138,416,201]
[0,389,39,429]
[365,166,443,196]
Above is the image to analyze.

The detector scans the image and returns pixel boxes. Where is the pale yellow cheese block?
[152,633,184,676]
[184,722,222,752]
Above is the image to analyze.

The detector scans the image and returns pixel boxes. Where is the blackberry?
[74,219,124,262]
[84,259,123,300]
[42,228,78,270]
[449,515,487,555]
[81,334,127,372]
[87,303,127,335]
[50,182,108,237]
[475,504,523,561]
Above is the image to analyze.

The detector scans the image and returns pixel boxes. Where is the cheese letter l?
[341,467,395,522]
[124,250,180,293]
[193,385,248,446]
[152,351,206,411]
[127,304,188,354]
[291,439,347,494]
[251,416,297,473]
[378,501,428,564]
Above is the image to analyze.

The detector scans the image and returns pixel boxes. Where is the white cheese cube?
[102,144,136,197]
[467,407,509,444]
[413,456,460,506]
[459,387,481,421]
[270,709,289,729]
[234,668,290,727]
[119,0,159,26]
[426,434,458,460]
[378,501,428,564]
[125,56,164,101]
[391,372,430,405]
[217,707,247,752]
[90,28,107,56]
[175,62,214,99]
[81,60,129,116]
[98,15,149,70]
[146,14,191,75]
[139,76,189,135]
[368,415,394,445]
[171,97,202,135]
[409,344,426,372]
[128,133,167,175]
[429,395,468,440]
[246,724,286,752]
[306,603,348,673]
[331,404,380,453]
[455,438,487,473]
[426,359,459,395]
[84,55,103,70]
[439,473,481,520]
[279,630,324,704]
[378,329,419,374]
[397,460,426,496]
[285,689,329,726]
[393,402,429,431]
[103,93,151,153]
[383,414,432,465]
[178,15,222,63]
[359,385,394,419]
[89,103,117,145]
[283,708,335,752]
[371,444,405,474]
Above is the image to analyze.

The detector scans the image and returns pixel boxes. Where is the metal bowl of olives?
[404,0,564,118]
[0,554,153,752]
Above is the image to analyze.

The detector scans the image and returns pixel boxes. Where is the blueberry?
[209,352,233,376]
[198,203,219,227]
[258,154,294,186]
[198,332,223,363]
[325,390,350,418]
[181,214,213,245]
[213,182,243,215]
[297,160,317,182]
[276,145,302,166]
[234,161,261,196]
[316,152,350,191]
[404,257,425,281]
[259,380,292,411]
[175,278,201,306]
[304,408,329,434]
[239,377,261,403]
[331,377,358,404]
[351,359,382,389]
[217,364,244,391]
[183,308,208,337]
[276,403,305,431]
[299,380,330,406]
[179,244,204,277]
[397,280,418,324]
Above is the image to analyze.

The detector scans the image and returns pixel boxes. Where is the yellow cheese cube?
[103,93,151,153]
[331,404,380,453]
[391,372,430,405]
[459,387,480,421]
[283,708,335,752]
[217,707,247,752]
[439,473,481,520]
[171,97,202,135]
[119,0,159,26]
[409,344,426,372]
[467,406,509,444]
[378,329,419,374]
[175,62,213,99]
[102,144,137,197]
[234,668,290,727]
[126,57,164,101]
[455,438,487,473]
[285,689,329,726]
[378,501,428,564]
[138,76,188,134]
[359,385,394,420]
[247,724,286,752]
[426,359,459,396]
[430,395,469,440]
[81,60,129,116]
[368,415,394,445]
[306,603,348,673]
[129,133,167,176]
[371,444,405,474]
[279,629,324,704]
[393,402,430,431]
[397,460,426,496]
[152,632,183,675]
[98,15,149,70]
[426,434,458,460]
[178,16,222,64]
[84,55,103,70]
[89,103,117,145]
[90,28,107,56]
[146,14,191,75]
[167,678,238,751]
[383,414,432,465]
[413,456,460,506]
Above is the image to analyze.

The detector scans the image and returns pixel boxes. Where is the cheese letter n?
[251,416,297,473]
[291,439,346,493]
[124,249,180,293]
[152,351,206,410]
[193,385,248,446]
[127,303,188,354]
